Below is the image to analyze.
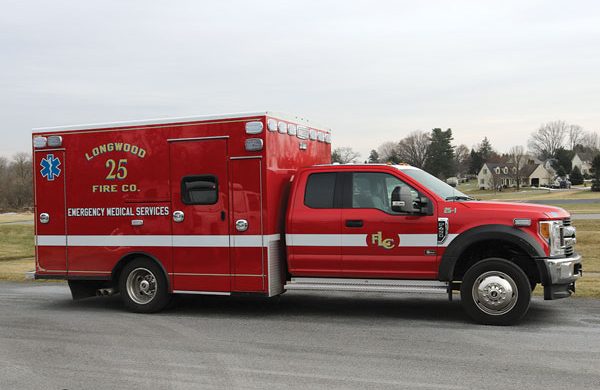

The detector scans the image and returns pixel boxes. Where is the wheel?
[460,258,531,325]
[119,258,171,313]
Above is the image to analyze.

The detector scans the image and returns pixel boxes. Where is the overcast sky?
[1,0,599,159]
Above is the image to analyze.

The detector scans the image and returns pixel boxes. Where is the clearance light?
[278,122,287,134]
[33,136,47,148]
[267,119,277,132]
[47,135,63,147]
[245,138,264,151]
[245,121,264,134]
[297,126,309,140]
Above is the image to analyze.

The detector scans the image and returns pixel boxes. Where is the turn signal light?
[539,222,551,240]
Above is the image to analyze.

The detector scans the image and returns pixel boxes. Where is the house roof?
[573,152,595,163]
[482,162,544,178]
[520,163,540,177]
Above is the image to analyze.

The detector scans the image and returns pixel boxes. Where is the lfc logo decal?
[370,231,396,250]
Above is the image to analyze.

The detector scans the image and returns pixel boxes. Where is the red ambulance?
[32,112,582,325]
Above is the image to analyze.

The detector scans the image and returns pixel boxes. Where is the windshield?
[396,166,472,201]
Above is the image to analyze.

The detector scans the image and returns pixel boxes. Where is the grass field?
[458,182,600,202]
[0,212,33,223]
[0,224,34,262]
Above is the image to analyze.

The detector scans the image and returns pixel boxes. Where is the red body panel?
[34,150,67,274]
[33,113,330,295]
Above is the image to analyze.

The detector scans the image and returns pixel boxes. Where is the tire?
[118,258,171,313]
[460,258,531,326]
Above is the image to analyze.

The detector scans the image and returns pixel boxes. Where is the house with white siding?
[477,162,553,190]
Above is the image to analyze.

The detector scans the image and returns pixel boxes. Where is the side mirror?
[391,186,418,213]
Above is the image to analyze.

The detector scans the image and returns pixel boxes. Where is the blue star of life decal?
[40,154,61,181]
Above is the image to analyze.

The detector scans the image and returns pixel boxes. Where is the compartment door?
[170,138,231,292]
[230,157,264,292]
[34,150,67,274]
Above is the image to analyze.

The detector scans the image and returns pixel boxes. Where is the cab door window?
[350,172,419,213]
[304,172,338,209]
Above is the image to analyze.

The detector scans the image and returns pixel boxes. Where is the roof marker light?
[278,122,287,134]
[245,121,263,134]
[297,126,308,140]
[47,136,63,147]
[33,136,48,148]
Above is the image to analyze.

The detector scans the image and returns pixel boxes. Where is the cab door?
[170,138,230,292]
[286,171,342,276]
[34,150,67,274]
[340,171,439,279]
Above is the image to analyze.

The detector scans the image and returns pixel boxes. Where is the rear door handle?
[345,219,363,228]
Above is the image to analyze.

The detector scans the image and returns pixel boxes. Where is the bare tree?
[376,141,399,163]
[396,131,430,168]
[509,145,526,191]
[568,124,585,150]
[454,144,470,177]
[5,153,33,209]
[331,147,360,164]
[0,156,8,208]
[528,120,568,159]
[581,131,600,152]
[487,167,503,193]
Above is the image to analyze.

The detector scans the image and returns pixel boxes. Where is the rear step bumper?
[284,278,449,294]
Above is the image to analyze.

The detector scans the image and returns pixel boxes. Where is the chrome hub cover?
[472,271,518,315]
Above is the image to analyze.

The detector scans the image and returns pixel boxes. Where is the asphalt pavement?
[1,282,599,389]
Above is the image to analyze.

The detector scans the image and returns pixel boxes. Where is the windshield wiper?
[445,195,474,201]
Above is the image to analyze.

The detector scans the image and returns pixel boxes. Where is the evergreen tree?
[478,137,493,161]
[570,166,583,185]
[553,147,573,174]
[468,137,496,174]
[591,155,600,192]
[424,128,456,179]
[368,149,380,163]
[469,148,483,174]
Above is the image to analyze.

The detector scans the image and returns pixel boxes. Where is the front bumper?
[537,253,583,300]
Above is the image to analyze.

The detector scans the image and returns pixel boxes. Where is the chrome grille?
[563,218,574,256]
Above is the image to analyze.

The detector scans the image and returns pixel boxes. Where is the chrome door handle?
[235,219,248,232]
[173,210,184,223]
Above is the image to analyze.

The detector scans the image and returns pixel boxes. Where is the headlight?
[539,220,564,257]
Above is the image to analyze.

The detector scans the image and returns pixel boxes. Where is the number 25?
[105,159,128,180]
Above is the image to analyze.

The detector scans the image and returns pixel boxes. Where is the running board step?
[284,278,448,294]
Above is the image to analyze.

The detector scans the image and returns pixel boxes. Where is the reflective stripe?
[37,235,67,246]
[172,235,228,247]
[35,234,280,247]
[286,234,458,247]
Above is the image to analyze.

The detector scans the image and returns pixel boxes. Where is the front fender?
[438,224,546,281]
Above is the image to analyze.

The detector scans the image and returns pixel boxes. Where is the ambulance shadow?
[168,292,555,326]
[52,291,554,326]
